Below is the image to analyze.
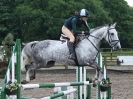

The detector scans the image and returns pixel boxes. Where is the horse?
[21,23,121,84]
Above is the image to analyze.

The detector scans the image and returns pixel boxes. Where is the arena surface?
[19,67,133,99]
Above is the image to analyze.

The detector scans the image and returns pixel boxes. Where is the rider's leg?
[62,26,76,60]
[62,25,75,42]
[67,41,76,60]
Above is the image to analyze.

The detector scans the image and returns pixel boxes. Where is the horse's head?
[104,23,121,50]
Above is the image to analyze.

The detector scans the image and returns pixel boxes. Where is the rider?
[62,9,90,60]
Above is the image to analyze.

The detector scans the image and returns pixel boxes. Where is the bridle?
[86,26,120,50]
[81,26,120,61]
[106,27,120,48]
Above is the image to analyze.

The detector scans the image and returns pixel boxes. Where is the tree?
[0,0,133,48]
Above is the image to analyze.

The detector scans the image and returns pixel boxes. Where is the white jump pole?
[21,81,90,90]
[67,86,75,99]
[12,52,15,83]
[53,86,75,99]
[53,87,62,99]
[99,53,107,99]
[6,68,10,83]
[79,67,83,99]
[83,67,87,99]
[42,88,77,99]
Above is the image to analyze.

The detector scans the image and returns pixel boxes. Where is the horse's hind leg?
[21,64,36,84]
[30,69,36,80]
[21,69,30,84]
[25,69,30,82]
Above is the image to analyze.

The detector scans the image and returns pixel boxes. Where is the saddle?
[60,34,69,42]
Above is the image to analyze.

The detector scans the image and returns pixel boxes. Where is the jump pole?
[42,88,77,99]
[21,81,91,90]
[97,53,111,99]
[76,66,91,99]
[53,86,75,99]
[97,52,105,99]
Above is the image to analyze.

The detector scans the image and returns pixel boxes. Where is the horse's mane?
[90,24,108,33]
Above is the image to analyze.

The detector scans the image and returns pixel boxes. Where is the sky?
[125,0,133,7]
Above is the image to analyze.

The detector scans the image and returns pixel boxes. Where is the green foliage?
[0,0,133,48]
[84,0,112,27]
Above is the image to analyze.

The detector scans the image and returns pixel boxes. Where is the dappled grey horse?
[21,23,121,83]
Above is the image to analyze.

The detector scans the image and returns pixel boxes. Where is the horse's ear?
[112,22,117,27]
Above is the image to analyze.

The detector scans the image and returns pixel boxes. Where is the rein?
[89,34,100,39]
[76,31,102,61]
[86,37,100,61]
[77,34,101,61]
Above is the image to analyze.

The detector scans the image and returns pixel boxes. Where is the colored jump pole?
[42,88,77,99]
[21,81,91,90]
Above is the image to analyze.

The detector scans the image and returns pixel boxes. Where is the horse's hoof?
[21,80,29,84]
[92,78,100,87]
[99,80,112,92]
[99,84,110,92]
[106,82,112,87]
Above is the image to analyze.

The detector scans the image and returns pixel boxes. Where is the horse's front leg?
[96,67,104,82]
[88,62,103,85]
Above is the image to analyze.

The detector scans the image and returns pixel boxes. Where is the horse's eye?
[111,33,114,35]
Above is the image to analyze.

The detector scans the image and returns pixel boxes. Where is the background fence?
[101,48,133,66]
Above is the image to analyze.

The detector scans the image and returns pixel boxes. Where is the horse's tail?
[21,41,39,72]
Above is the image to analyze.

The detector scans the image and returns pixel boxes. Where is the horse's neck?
[76,26,108,54]
[89,26,107,48]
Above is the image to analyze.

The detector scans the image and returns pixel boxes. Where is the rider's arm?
[71,18,82,34]
[72,18,90,35]
[84,21,90,32]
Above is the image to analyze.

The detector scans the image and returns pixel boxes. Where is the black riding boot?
[67,41,76,60]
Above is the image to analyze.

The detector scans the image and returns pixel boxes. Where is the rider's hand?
[81,31,85,34]
[85,31,90,35]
